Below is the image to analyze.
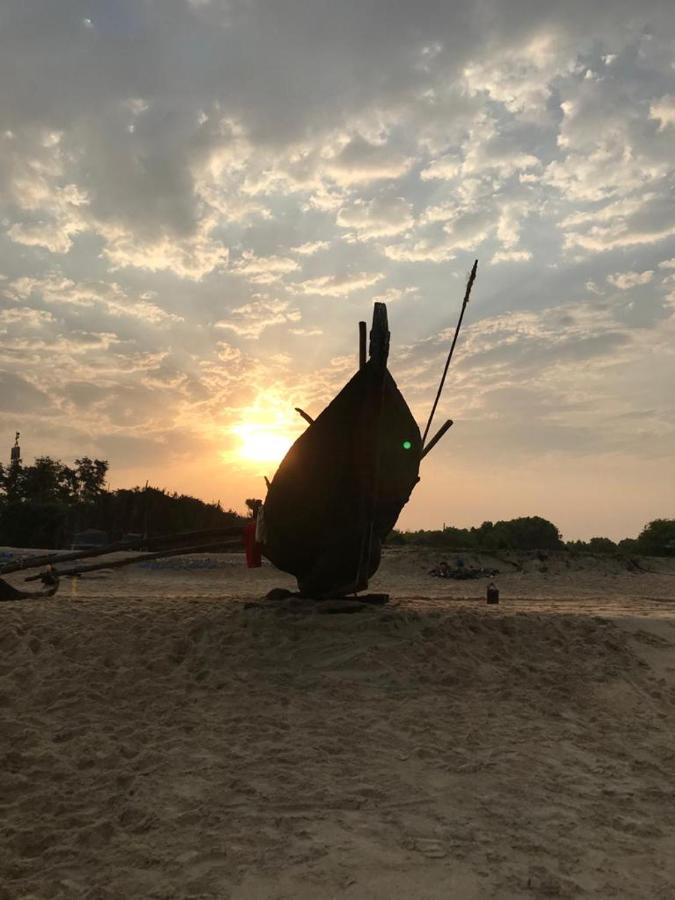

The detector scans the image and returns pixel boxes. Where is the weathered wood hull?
[262,359,421,596]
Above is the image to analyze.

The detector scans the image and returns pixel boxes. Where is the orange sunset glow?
[226,391,302,470]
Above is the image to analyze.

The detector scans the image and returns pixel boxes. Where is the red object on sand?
[243,522,262,568]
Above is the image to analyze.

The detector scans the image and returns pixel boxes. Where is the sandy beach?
[2,549,675,899]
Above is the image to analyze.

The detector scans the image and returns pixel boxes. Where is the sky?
[0,0,674,541]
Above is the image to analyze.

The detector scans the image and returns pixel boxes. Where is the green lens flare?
[402,440,412,450]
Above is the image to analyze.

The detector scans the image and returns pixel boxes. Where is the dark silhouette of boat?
[261,303,421,597]
[0,263,476,603]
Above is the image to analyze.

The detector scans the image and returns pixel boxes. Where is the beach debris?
[428,560,499,580]
[0,575,59,602]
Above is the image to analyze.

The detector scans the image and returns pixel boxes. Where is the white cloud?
[291,241,329,256]
[8,276,183,324]
[323,135,412,186]
[372,286,419,303]
[231,251,300,284]
[382,236,456,263]
[650,95,675,131]
[420,155,462,181]
[290,272,384,297]
[214,297,301,338]
[336,196,414,241]
[607,270,654,290]
[491,249,532,264]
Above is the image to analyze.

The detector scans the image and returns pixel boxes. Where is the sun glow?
[227,391,302,469]
[232,422,295,465]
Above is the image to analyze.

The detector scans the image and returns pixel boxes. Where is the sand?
[1,549,675,899]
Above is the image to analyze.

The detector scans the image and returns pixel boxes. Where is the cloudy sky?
[1,0,674,540]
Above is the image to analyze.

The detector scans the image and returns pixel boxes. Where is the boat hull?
[262,359,421,596]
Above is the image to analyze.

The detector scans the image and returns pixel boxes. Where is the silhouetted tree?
[74,457,108,501]
[0,455,243,549]
[635,519,675,555]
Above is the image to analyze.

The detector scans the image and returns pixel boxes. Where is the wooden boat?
[2,263,476,602]
[261,303,422,597]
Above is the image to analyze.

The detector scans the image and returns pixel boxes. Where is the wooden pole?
[359,321,367,370]
[1,525,245,576]
[421,260,478,446]
[294,407,314,426]
[421,419,453,459]
[24,539,244,582]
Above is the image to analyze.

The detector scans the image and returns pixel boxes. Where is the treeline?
[0,455,243,549]
[389,516,675,556]
[566,519,675,556]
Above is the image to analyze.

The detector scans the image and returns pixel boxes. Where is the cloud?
[650,95,675,131]
[607,270,654,290]
[336,196,414,241]
[323,136,412,186]
[8,276,183,324]
[231,251,300,284]
[101,225,230,280]
[291,241,329,256]
[372,286,419,303]
[420,155,462,181]
[290,272,384,297]
[214,297,301,337]
[491,249,532,264]
[0,370,52,413]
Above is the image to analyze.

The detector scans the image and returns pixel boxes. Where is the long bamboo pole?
[23,539,244,582]
[421,260,478,447]
[1,525,245,576]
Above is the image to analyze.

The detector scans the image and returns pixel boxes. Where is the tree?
[74,457,108,502]
[483,516,562,551]
[20,457,73,504]
[635,520,675,555]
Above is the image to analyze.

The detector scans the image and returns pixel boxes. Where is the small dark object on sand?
[430,564,499,580]
[0,575,59,603]
[486,582,500,605]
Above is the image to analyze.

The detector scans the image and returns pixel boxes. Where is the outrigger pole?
[421,419,453,460]
[23,539,244,582]
[0,525,245,576]
[421,259,478,450]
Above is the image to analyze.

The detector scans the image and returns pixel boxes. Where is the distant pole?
[421,260,478,447]
[143,480,150,539]
[10,432,21,465]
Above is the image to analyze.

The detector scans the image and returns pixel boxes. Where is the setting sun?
[226,390,302,470]
[232,422,295,465]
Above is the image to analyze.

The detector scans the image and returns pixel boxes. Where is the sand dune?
[1,551,675,898]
